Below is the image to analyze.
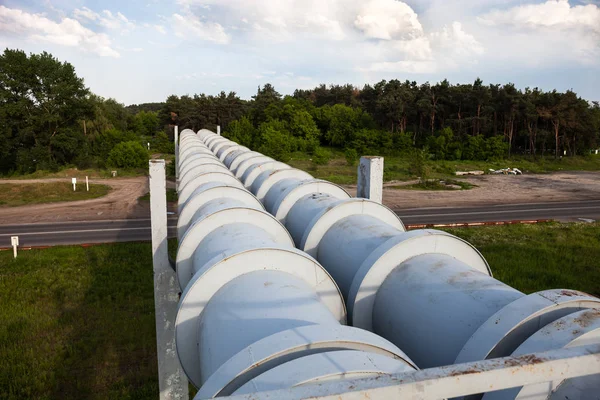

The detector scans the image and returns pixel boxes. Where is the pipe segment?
[174,132,418,398]
[198,130,600,399]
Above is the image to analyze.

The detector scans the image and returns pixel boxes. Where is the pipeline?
[175,129,418,399]
[196,128,600,400]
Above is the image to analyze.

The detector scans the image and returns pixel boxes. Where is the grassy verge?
[444,222,600,296]
[0,182,111,207]
[138,189,178,202]
[0,243,158,400]
[0,167,148,180]
[288,150,600,185]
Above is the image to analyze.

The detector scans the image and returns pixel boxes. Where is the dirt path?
[1,172,600,223]
[0,177,157,224]
[343,171,600,210]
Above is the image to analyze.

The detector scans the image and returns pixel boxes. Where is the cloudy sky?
[1,0,599,105]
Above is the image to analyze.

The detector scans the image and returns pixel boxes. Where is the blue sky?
[1,0,598,105]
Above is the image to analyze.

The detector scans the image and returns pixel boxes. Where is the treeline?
[2,48,599,174]
[0,49,172,174]
[167,82,600,163]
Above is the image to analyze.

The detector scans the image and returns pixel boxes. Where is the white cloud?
[431,22,484,58]
[479,0,600,33]
[154,25,167,34]
[354,0,423,40]
[0,5,120,57]
[172,13,230,44]
[477,0,600,65]
[73,7,136,33]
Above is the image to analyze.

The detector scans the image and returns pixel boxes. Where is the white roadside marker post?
[217,125,221,135]
[86,176,89,192]
[11,236,19,259]
[72,177,77,191]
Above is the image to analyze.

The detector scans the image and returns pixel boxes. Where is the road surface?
[1,200,599,248]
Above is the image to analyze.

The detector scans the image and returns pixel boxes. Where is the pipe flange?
[208,137,230,152]
[178,171,242,208]
[179,153,218,171]
[179,163,233,191]
[270,180,350,223]
[349,230,491,329]
[179,158,223,181]
[252,169,313,202]
[482,308,600,400]
[176,206,292,288]
[197,324,416,398]
[197,129,214,139]
[235,156,274,179]
[223,149,252,168]
[212,140,233,155]
[229,151,262,173]
[179,147,213,163]
[218,145,249,163]
[176,247,346,388]
[232,350,415,397]
[177,185,264,240]
[241,161,290,189]
[205,135,227,149]
[301,198,404,257]
[455,289,600,364]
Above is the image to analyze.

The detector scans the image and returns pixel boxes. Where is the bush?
[152,132,174,154]
[408,148,430,182]
[312,147,331,165]
[344,148,358,166]
[107,141,148,168]
[257,123,292,161]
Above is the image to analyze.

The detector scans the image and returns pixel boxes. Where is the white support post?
[86,176,89,192]
[357,156,384,204]
[174,126,179,192]
[11,236,19,259]
[217,125,221,136]
[72,178,77,192]
[149,160,188,400]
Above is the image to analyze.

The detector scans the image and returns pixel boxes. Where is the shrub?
[107,141,148,168]
[153,132,174,154]
[312,147,331,165]
[344,148,358,166]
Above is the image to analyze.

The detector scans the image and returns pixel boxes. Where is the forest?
[1,48,599,174]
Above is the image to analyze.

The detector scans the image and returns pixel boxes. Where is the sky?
[0,0,599,105]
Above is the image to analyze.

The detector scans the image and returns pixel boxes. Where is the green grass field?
[0,182,111,207]
[0,223,598,399]
[288,150,600,185]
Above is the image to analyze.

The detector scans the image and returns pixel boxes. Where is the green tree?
[107,141,148,168]
[0,49,92,173]
[133,111,159,137]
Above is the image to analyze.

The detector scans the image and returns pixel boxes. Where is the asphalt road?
[1,200,599,248]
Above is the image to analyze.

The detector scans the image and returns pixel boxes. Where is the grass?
[0,242,159,400]
[138,189,178,203]
[0,182,111,207]
[288,150,600,185]
[1,167,147,180]
[0,223,598,398]
[390,179,476,191]
[444,222,600,296]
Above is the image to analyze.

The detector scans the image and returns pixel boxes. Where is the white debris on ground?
[455,171,484,176]
[489,168,522,175]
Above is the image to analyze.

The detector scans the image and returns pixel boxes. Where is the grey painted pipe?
[198,130,600,399]
[175,130,417,398]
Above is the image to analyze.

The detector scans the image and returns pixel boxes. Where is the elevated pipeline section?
[195,128,600,400]
[175,129,418,399]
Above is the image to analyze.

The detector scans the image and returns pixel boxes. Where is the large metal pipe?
[175,130,418,399]
[197,130,600,399]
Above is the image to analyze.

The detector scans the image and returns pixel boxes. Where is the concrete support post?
[357,156,384,204]
[174,126,179,192]
[150,160,188,400]
[217,125,221,136]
